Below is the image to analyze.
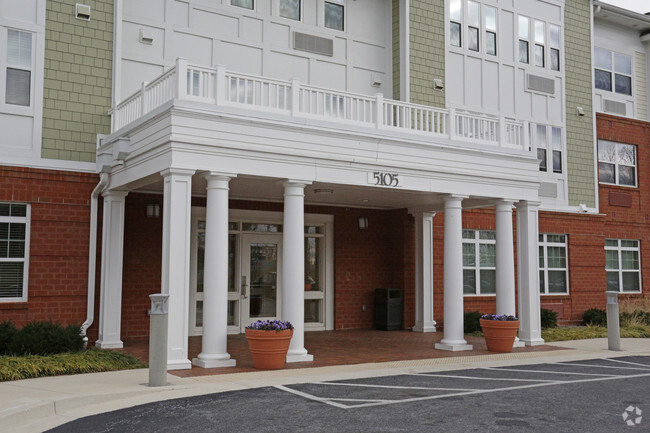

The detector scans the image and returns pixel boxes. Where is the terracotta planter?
[245,328,294,369]
[480,319,520,353]
[304,284,312,291]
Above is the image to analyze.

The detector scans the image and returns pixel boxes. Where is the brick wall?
[41,0,113,162]
[0,166,97,327]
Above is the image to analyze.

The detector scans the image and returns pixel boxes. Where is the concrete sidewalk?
[2,338,650,433]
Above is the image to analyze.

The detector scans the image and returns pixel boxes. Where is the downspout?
[81,172,110,344]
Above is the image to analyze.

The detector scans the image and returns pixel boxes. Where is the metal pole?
[606,291,620,351]
[148,294,170,386]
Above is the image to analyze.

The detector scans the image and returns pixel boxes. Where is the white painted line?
[602,358,650,369]
[553,361,650,371]
[274,385,349,409]
[327,398,399,403]
[311,381,477,392]
[484,367,618,377]
[409,373,560,383]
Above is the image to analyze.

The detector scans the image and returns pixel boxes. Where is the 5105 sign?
[368,171,401,188]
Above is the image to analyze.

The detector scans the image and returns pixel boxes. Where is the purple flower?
[246,320,294,331]
[481,314,518,321]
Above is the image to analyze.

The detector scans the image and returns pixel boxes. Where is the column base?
[513,337,526,348]
[192,356,236,368]
[95,340,123,349]
[286,353,314,363]
[412,324,437,333]
[167,359,192,370]
[435,341,473,351]
[520,338,545,347]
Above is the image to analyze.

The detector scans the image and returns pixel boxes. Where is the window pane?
[228,300,236,326]
[606,271,619,291]
[618,165,635,186]
[622,272,640,292]
[485,7,496,31]
[614,53,632,74]
[598,162,615,183]
[535,44,544,67]
[450,0,461,21]
[468,27,479,52]
[551,127,562,150]
[468,1,479,26]
[6,68,31,106]
[228,234,236,292]
[463,243,475,266]
[553,150,562,173]
[480,270,496,294]
[519,16,529,39]
[539,245,544,267]
[0,262,24,298]
[280,0,300,20]
[232,0,253,9]
[242,223,282,232]
[304,237,321,291]
[605,239,618,247]
[7,30,32,68]
[615,74,632,95]
[547,234,565,243]
[595,47,612,70]
[598,140,616,162]
[534,21,545,44]
[546,246,566,268]
[621,250,639,270]
[519,40,529,63]
[550,48,560,71]
[549,25,560,48]
[479,231,495,240]
[462,229,475,239]
[324,2,344,30]
[538,149,547,172]
[539,270,545,292]
[536,124,547,146]
[197,232,205,293]
[547,271,567,293]
[621,240,638,248]
[195,301,203,327]
[486,31,496,56]
[463,269,476,294]
[479,244,495,267]
[605,250,619,269]
[305,299,322,323]
[618,143,636,165]
[450,22,461,47]
[595,69,612,91]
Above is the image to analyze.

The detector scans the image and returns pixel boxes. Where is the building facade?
[0,0,648,370]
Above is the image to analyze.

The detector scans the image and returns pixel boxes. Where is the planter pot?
[245,329,294,369]
[304,284,312,291]
[480,319,520,353]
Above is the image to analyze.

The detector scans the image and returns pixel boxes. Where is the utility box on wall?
[375,288,403,331]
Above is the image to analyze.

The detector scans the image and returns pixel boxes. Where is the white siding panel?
[311,60,347,90]
[483,60,499,112]
[447,52,464,106]
[268,22,292,49]
[499,65,515,114]
[0,114,33,156]
[515,69,532,118]
[0,0,38,24]
[170,32,213,65]
[531,93,548,121]
[465,57,482,108]
[351,41,386,72]
[122,22,165,60]
[193,10,239,37]
[169,1,189,27]
[265,51,309,82]
[217,41,263,75]
[241,17,263,43]
[499,10,514,63]
[121,61,165,100]
[124,0,165,21]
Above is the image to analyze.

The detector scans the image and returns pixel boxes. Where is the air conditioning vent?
[527,74,555,95]
[603,99,626,116]
[293,32,333,57]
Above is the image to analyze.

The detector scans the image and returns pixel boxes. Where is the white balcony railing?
[109,58,531,153]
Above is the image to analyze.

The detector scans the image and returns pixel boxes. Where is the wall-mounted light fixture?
[146,203,160,218]
[358,216,369,230]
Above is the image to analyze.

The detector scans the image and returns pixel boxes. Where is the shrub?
[464,311,483,333]
[583,308,607,326]
[540,308,558,329]
[6,321,84,356]
[620,311,650,327]
[0,321,18,355]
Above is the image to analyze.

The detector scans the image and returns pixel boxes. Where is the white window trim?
[594,47,633,97]
[462,229,496,296]
[532,123,566,176]
[448,0,498,58]
[605,239,642,293]
[322,0,345,32]
[597,140,637,188]
[278,0,302,21]
[539,233,569,295]
[0,203,31,303]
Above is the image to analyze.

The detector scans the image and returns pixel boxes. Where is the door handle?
[241,276,248,299]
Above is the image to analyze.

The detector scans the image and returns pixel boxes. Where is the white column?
[161,168,195,370]
[413,212,436,332]
[96,191,128,349]
[435,195,473,351]
[282,180,313,363]
[193,173,236,368]
[495,200,516,316]
[516,200,545,346]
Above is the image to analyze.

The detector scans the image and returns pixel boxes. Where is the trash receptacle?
[375,288,403,330]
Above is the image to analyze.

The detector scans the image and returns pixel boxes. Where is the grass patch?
[542,324,650,342]
[0,348,147,382]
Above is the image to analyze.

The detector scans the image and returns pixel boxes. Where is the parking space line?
[484,367,618,377]
[275,385,350,409]
[553,361,650,371]
[409,373,561,383]
[603,358,650,369]
[311,381,478,392]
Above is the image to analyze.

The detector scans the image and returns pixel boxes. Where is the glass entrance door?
[240,234,282,329]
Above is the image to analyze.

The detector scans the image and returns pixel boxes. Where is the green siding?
[42,0,113,163]
[409,0,445,108]
[392,0,400,101]
[564,0,596,207]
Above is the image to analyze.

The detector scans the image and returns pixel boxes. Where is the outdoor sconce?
[146,203,160,218]
[358,216,369,230]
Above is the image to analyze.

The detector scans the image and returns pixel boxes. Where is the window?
[519,16,529,64]
[231,0,253,9]
[595,48,632,96]
[449,1,497,55]
[539,234,568,294]
[485,6,497,56]
[462,230,496,295]
[0,203,30,302]
[6,30,32,107]
[598,140,636,186]
[467,1,479,52]
[324,0,344,31]
[533,124,563,174]
[450,0,462,47]
[549,25,560,71]
[280,0,301,20]
[606,239,641,293]
[534,20,545,67]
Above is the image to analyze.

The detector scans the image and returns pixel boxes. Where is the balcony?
[109,58,531,154]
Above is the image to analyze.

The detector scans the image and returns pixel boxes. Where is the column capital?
[160,168,196,178]
[515,200,541,209]
[102,190,129,199]
[442,194,468,202]
[495,200,515,211]
[409,210,437,218]
[281,179,312,188]
[203,171,237,182]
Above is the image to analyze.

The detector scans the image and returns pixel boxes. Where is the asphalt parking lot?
[48,356,650,433]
